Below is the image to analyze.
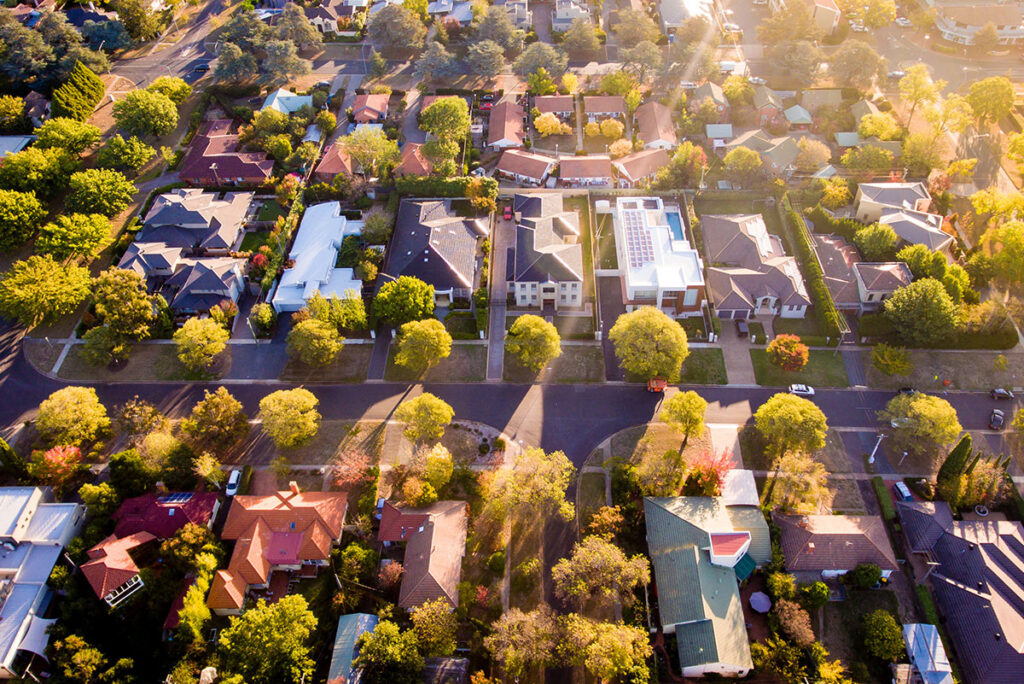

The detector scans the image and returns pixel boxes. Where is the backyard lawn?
[503,344,605,383]
[240,230,272,252]
[595,213,618,269]
[256,200,287,222]
[692,196,788,248]
[822,589,900,681]
[563,196,596,299]
[750,349,850,387]
[384,343,487,382]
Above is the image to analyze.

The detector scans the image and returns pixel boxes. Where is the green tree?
[613,8,661,44]
[513,42,568,77]
[259,389,321,448]
[66,169,135,217]
[36,213,110,260]
[723,145,764,184]
[260,40,311,87]
[766,451,831,513]
[967,76,1014,124]
[871,343,912,376]
[485,447,576,522]
[218,596,317,684]
[52,634,134,684]
[411,598,457,657]
[180,386,250,450]
[854,223,899,261]
[93,268,154,339]
[609,307,690,381]
[78,482,120,517]
[551,535,650,608]
[146,76,192,105]
[558,615,652,683]
[837,0,896,28]
[173,317,230,371]
[394,393,454,443]
[484,607,559,681]
[795,137,832,173]
[220,10,270,52]
[902,132,944,176]
[0,255,91,326]
[354,620,424,684]
[108,448,156,498]
[896,244,946,280]
[340,126,401,178]
[0,96,25,133]
[373,276,435,326]
[394,318,452,372]
[862,609,903,662]
[828,39,882,90]
[858,112,901,141]
[113,89,179,136]
[367,5,426,51]
[369,49,388,79]
[881,392,962,458]
[0,146,79,198]
[899,64,944,127]
[767,39,822,86]
[755,393,828,457]
[981,221,1024,284]
[620,40,663,83]
[800,580,830,609]
[506,314,561,371]
[34,117,101,153]
[117,0,159,40]
[413,41,456,81]
[36,386,110,446]
[652,141,707,189]
[275,3,322,49]
[96,135,155,173]
[527,67,557,96]
[751,636,807,681]
[562,17,601,56]
[841,145,894,174]
[0,189,46,249]
[757,0,821,44]
[214,42,260,84]
[286,318,344,366]
[972,21,1000,54]
[883,279,959,346]
[766,334,809,372]
[847,562,882,588]
[473,5,525,53]
[422,443,453,491]
[659,391,707,448]
[193,452,226,490]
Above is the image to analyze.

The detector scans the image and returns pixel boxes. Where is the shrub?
[782,198,843,339]
[871,475,896,521]
[846,563,882,589]
[766,572,797,600]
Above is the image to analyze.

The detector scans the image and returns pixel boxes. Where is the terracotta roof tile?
[775,514,898,571]
[82,532,156,599]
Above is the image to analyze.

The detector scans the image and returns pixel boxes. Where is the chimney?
[977,582,984,590]
[289,481,300,496]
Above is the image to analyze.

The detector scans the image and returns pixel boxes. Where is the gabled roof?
[118,241,184,276]
[635,101,677,147]
[394,142,432,177]
[113,492,218,539]
[261,88,313,114]
[352,93,389,122]
[141,189,251,250]
[753,85,782,110]
[488,100,525,146]
[584,95,626,114]
[896,500,953,553]
[784,104,812,125]
[775,514,898,571]
[559,154,612,179]
[851,99,881,121]
[379,501,468,609]
[384,200,486,291]
[510,192,583,283]
[858,181,931,210]
[207,569,248,612]
[703,214,783,268]
[534,95,575,114]
[613,148,670,183]
[879,209,953,251]
[903,623,953,684]
[496,149,556,180]
[693,81,727,108]
[82,532,155,599]
[180,120,274,185]
[315,143,354,179]
[163,258,242,311]
[855,262,913,292]
[222,491,348,541]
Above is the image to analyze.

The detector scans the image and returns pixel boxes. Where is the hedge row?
[394,175,498,201]
[871,475,897,522]
[51,61,104,121]
[780,197,844,339]
[804,204,863,243]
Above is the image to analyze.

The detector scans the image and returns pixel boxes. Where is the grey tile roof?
[896,501,953,553]
[162,258,240,312]
[510,193,582,283]
[141,189,251,251]
[675,619,719,668]
[775,514,898,572]
[384,200,487,291]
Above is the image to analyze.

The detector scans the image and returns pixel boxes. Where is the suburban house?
[82,532,157,608]
[896,500,1024,682]
[850,98,881,121]
[534,95,575,120]
[784,104,812,130]
[352,93,390,123]
[643,471,771,677]
[382,199,488,305]
[558,155,612,186]
[304,0,351,32]
[112,492,219,539]
[799,88,844,113]
[506,193,584,309]
[313,143,354,183]
[426,0,474,24]
[393,142,433,177]
[724,130,800,178]
[551,0,589,30]
[0,135,34,159]
[613,148,670,188]
[261,88,312,114]
[855,182,932,222]
[702,214,810,320]
[495,149,556,186]
[605,196,705,317]
[753,86,785,128]
[180,119,274,186]
[935,4,1024,46]
[658,0,714,33]
[706,124,734,151]
[494,0,532,26]
[378,501,468,610]
[138,189,251,253]
[634,101,678,150]
[0,487,84,679]
[488,100,526,149]
[328,613,379,684]
[812,234,912,313]
[879,209,954,252]
[161,258,245,315]
[774,514,898,579]
[22,91,49,127]
[206,486,348,616]
[272,201,364,313]
[773,0,842,34]
[691,81,729,122]
[583,95,626,123]
[903,623,954,684]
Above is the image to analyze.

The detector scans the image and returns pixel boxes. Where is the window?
[683,289,697,306]
[531,295,537,302]
[531,283,537,290]
[866,293,874,302]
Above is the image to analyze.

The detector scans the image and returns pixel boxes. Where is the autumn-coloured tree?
[378,561,404,589]
[28,445,84,494]
[332,449,373,489]
[586,505,625,540]
[775,599,815,648]
[551,535,650,608]
[767,334,809,372]
[682,449,734,496]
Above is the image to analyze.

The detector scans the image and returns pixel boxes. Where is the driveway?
[402,88,426,144]
[597,276,626,380]
[718,321,757,385]
[487,212,515,380]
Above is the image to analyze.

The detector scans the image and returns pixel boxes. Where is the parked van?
[226,469,242,497]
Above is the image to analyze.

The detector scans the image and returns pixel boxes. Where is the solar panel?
[158,493,194,504]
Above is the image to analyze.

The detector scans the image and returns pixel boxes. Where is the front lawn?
[384,343,487,382]
[57,344,230,382]
[773,314,824,339]
[609,423,713,465]
[279,345,372,383]
[750,349,850,387]
[555,315,594,340]
[680,348,728,384]
[503,344,605,383]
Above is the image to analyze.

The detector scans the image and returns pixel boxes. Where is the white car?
[788,384,815,397]
[722,22,742,33]
[850,22,868,32]
[753,0,767,4]
[894,17,912,27]
[748,76,767,85]
[225,469,242,496]
[680,81,699,89]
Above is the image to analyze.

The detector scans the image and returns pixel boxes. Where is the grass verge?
[750,349,850,387]
[383,343,487,382]
[503,345,605,383]
[680,348,728,384]
[279,345,372,383]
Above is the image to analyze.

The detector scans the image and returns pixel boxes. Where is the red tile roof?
[179,120,274,186]
[82,532,156,600]
[314,143,353,182]
[112,492,218,539]
[353,93,389,123]
[488,100,525,147]
[775,514,898,571]
[394,142,433,177]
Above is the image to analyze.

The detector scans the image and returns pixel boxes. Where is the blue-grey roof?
[896,501,953,553]
[329,613,378,683]
[384,200,487,291]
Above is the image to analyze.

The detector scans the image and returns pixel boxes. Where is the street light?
[868,433,885,465]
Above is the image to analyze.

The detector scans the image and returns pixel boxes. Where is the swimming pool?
[666,211,684,241]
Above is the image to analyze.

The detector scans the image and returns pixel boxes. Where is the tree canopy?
[259,389,321,448]
[0,255,91,327]
[609,307,689,381]
[394,318,452,372]
[373,276,435,326]
[506,314,561,370]
[754,393,828,457]
[394,392,454,443]
[218,596,317,683]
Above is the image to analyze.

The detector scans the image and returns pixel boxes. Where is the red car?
[503,205,512,220]
[480,101,494,111]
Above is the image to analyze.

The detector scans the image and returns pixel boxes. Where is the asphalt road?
[0,322,1012,468]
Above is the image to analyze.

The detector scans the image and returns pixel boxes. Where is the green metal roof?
[675,619,719,668]
[734,552,756,581]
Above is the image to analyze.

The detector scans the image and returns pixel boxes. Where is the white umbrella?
[750,591,772,613]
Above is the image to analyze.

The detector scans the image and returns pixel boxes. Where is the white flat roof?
[0,583,46,669]
[721,470,759,508]
[614,197,704,292]
[0,489,38,539]
[24,504,78,544]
